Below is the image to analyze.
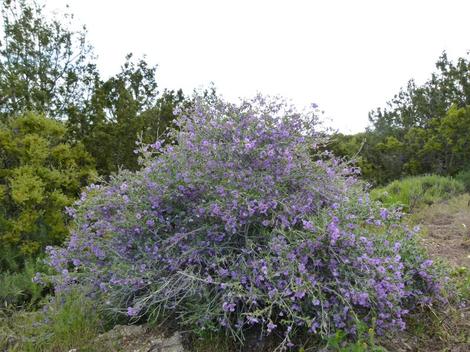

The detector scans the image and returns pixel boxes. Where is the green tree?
[70,54,185,175]
[0,0,188,176]
[0,113,96,269]
[328,132,401,185]
[345,51,470,183]
[0,0,97,120]
[369,51,470,133]
[403,105,470,176]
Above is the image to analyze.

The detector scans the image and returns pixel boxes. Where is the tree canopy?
[331,52,470,184]
[0,0,96,120]
[0,0,186,176]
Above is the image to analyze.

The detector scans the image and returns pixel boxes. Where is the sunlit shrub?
[0,113,96,268]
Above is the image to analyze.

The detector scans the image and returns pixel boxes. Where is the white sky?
[45,0,470,133]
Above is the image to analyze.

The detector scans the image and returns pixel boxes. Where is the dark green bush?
[0,257,50,308]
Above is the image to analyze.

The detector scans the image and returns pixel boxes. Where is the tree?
[69,54,185,175]
[402,105,470,176]
[0,0,188,176]
[369,51,470,134]
[0,0,97,120]
[344,51,470,183]
[0,113,96,269]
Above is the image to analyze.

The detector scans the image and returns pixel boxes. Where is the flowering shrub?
[47,95,444,348]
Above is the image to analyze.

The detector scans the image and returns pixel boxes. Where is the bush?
[47,96,444,349]
[0,113,97,269]
[454,169,470,192]
[370,175,464,212]
[0,257,50,308]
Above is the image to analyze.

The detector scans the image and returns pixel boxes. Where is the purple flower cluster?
[46,95,444,348]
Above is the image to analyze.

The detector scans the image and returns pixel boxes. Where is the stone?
[93,324,185,352]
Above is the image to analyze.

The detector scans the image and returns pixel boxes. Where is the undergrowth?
[0,290,105,352]
[370,175,464,212]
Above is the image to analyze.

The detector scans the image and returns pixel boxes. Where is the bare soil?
[414,194,470,269]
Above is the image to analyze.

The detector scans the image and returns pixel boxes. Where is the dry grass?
[379,193,470,351]
[412,193,470,269]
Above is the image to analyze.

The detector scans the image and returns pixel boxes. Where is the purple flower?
[222,302,236,312]
[32,273,43,284]
[328,220,340,245]
[150,140,163,150]
[302,220,315,231]
[420,259,433,269]
[267,322,277,333]
[380,208,389,220]
[127,306,140,317]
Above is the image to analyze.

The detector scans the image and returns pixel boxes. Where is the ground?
[92,325,185,352]
[379,194,470,352]
[414,194,470,269]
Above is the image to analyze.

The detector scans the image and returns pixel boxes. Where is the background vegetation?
[370,175,465,211]
[330,52,470,185]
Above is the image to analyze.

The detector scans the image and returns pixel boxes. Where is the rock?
[93,324,185,352]
[148,332,185,352]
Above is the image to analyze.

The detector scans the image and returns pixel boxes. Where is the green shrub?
[450,266,470,301]
[371,175,464,211]
[0,113,96,270]
[454,169,470,192]
[325,320,386,352]
[0,257,50,308]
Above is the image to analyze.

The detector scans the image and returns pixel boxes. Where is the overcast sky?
[46,0,470,133]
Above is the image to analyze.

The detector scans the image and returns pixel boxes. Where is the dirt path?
[413,194,470,269]
[380,194,470,352]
